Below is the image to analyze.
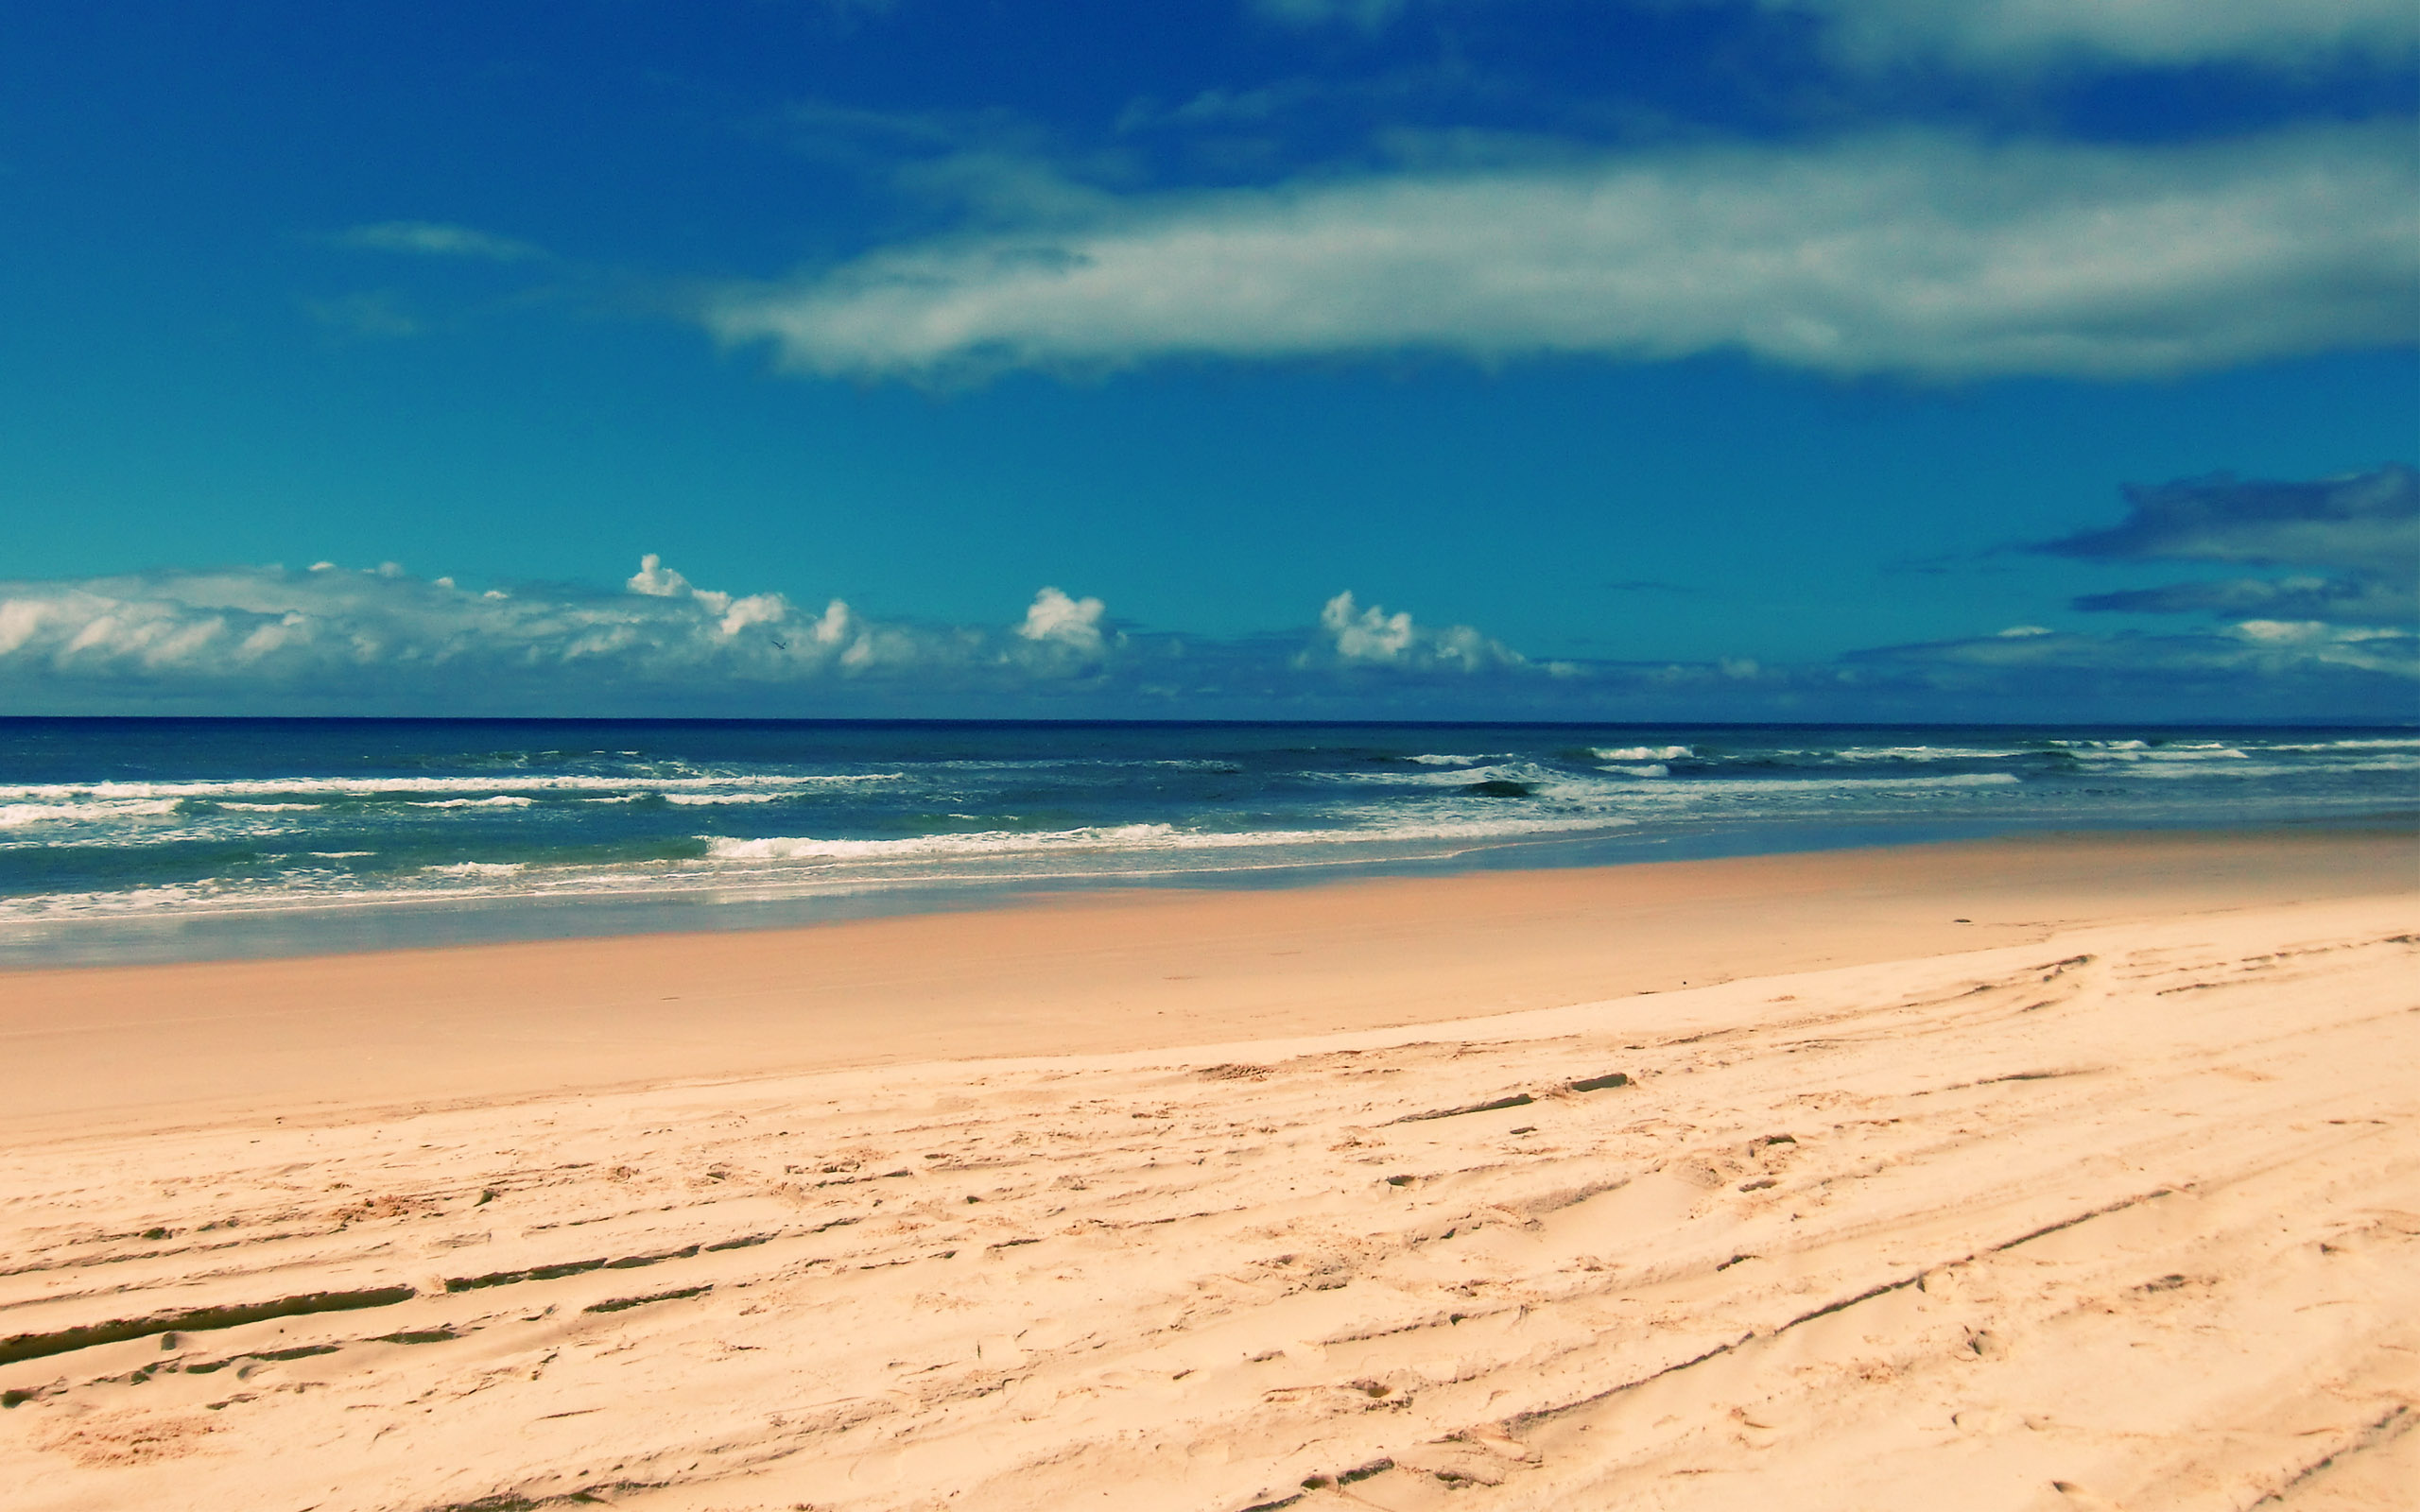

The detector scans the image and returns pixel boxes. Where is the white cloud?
[3,558,2407,719]
[624,553,694,597]
[2229,618,2411,650]
[1763,0,2419,69]
[625,553,798,638]
[1303,591,1527,672]
[1018,586,1109,655]
[705,122,2416,383]
[336,220,549,263]
[0,558,1137,706]
[0,561,1567,711]
[1323,592,1415,661]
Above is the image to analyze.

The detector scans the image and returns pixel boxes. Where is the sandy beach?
[2,828,2414,1510]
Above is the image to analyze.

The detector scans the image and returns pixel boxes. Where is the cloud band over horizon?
[3,457,2411,723]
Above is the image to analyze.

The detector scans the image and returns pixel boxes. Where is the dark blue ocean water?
[2,718,2412,964]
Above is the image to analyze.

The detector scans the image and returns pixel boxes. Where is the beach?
[2,827,2414,1509]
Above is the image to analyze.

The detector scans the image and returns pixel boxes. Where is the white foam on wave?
[0,810,1620,925]
[701,798,1685,871]
[2100,761,2300,782]
[0,771,905,803]
[8,727,2406,936]
[707,823,1183,862]
[2073,745,2250,765]
[1587,771,2026,804]
[1828,746,2027,762]
[0,798,182,827]
[2264,737,2420,752]
[923,758,1235,773]
[1329,761,1563,789]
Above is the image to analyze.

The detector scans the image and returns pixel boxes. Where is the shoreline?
[8,715,2411,974]
[22,811,2406,974]
[3,823,2410,1143]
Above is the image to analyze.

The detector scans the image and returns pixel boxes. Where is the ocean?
[2,718,2412,965]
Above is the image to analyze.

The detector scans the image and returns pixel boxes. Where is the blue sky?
[0,0,2413,719]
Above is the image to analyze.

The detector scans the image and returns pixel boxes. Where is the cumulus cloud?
[1300,591,1528,672]
[2,556,2409,720]
[624,552,796,637]
[705,122,2415,383]
[0,554,1588,714]
[2042,464,2419,627]
[335,221,549,263]
[1018,586,1111,656]
[0,558,1145,712]
[1760,0,2420,70]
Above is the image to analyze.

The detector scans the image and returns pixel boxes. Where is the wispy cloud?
[335,220,549,263]
[1760,0,2420,70]
[2042,464,2419,626]
[2071,576,2417,625]
[704,122,2415,384]
[1846,621,2416,695]
[1250,0,1411,31]
[301,290,421,339]
[1255,0,2419,68]
[2040,464,2417,569]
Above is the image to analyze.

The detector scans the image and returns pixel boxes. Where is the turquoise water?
[2,718,2411,964]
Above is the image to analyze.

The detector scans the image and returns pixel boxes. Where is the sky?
[0,0,2413,721]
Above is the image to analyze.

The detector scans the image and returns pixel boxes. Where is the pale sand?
[0,830,2413,1510]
